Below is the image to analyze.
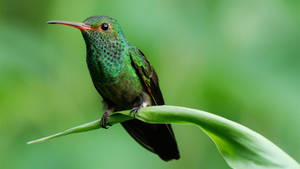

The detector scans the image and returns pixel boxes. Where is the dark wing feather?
[121,46,179,161]
[129,48,164,105]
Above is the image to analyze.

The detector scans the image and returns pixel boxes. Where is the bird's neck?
[85,40,127,83]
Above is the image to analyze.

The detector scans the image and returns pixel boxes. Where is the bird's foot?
[100,111,112,129]
[130,104,145,118]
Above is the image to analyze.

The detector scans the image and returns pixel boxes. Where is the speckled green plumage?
[87,46,145,109]
[48,15,179,161]
[82,16,127,82]
[82,16,146,109]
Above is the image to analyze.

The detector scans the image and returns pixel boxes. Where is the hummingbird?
[47,16,180,161]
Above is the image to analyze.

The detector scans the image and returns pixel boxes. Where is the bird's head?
[47,16,127,51]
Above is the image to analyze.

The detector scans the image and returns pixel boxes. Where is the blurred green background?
[0,0,299,168]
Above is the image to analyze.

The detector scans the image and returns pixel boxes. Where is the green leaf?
[28,105,299,169]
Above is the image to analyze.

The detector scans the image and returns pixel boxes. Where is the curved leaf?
[28,105,300,169]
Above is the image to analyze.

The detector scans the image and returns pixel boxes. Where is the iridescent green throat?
[82,30,127,83]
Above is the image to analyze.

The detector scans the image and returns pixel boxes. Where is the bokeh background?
[0,0,299,168]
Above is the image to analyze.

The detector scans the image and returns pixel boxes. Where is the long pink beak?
[47,20,93,30]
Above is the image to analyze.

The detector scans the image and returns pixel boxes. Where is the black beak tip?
[46,21,56,24]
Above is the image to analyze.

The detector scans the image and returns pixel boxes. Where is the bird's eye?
[101,23,109,31]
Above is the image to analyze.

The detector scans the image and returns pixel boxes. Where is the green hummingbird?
[47,16,180,161]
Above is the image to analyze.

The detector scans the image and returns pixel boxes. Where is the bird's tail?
[121,119,180,161]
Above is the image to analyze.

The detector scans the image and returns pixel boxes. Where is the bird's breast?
[98,74,144,108]
[87,55,144,108]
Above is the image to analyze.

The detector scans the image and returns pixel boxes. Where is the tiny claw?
[100,111,111,129]
[130,106,142,118]
[100,116,108,129]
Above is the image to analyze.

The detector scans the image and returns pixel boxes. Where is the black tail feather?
[121,119,180,161]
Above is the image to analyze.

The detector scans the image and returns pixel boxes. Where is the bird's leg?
[100,108,114,129]
[130,92,152,118]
